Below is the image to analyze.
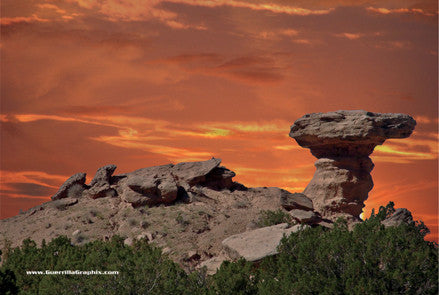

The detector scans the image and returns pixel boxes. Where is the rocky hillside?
[0,158,328,272]
[0,110,417,274]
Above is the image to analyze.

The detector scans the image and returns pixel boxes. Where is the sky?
[1,0,437,241]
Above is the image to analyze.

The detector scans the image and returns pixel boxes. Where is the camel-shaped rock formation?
[289,110,416,221]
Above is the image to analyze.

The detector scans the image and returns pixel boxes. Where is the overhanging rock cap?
[289,110,416,157]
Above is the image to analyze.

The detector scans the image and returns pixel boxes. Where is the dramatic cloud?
[1,0,437,241]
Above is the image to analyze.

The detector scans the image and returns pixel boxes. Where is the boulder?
[199,256,227,275]
[171,158,221,185]
[51,173,87,200]
[157,177,178,203]
[289,209,321,224]
[289,110,416,221]
[382,208,414,227]
[118,159,235,206]
[281,192,313,211]
[120,164,178,205]
[121,189,151,208]
[222,223,306,262]
[126,175,158,195]
[124,237,133,246]
[89,164,117,187]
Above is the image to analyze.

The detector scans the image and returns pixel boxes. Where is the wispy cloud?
[258,28,299,40]
[335,32,362,40]
[233,165,312,190]
[366,7,437,16]
[373,133,438,164]
[157,53,286,84]
[91,134,214,162]
[202,121,287,133]
[414,115,439,125]
[292,39,313,45]
[37,3,67,15]
[0,170,68,188]
[40,0,334,30]
[1,14,49,25]
[0,170,67,200]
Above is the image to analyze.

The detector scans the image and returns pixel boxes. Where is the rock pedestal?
[289,110,416,221]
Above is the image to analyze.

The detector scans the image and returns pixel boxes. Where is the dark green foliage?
[257,209,293,227]
[207,259,258,295]
[0,268,18,295]
[0,236,204,295]
[1,202,437,294]
[256,202,438,294]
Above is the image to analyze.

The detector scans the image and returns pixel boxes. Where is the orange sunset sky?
[1,0,438,241]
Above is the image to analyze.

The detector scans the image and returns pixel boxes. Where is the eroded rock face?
[51,173,87,200]
[290,110,416,221]
[49,158,241,208]
[90,164,117,187]
[87,164,118,199]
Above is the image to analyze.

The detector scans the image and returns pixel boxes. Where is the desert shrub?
[176,212,190,226]
[207,259,257,295]
[256,209,293,227]
[127,217,138,227]
[140,220,150,229]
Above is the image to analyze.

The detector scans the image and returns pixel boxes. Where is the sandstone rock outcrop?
[90,164,117,187]
[280,192,313,211]
[87,164,118,199]
[51,172,87,200]
[290,110,416,221]
[51,158,241,208]
[382,208,414,227]
[222,223,305,261]
[289,209,321,224]
[115,158,238,207]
